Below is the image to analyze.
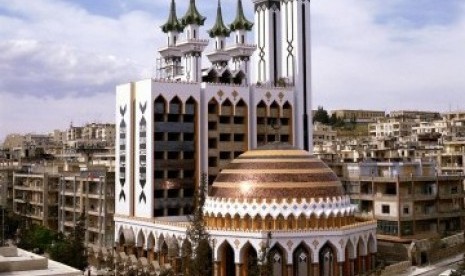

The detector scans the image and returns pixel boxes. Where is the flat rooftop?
[0,247,81,276]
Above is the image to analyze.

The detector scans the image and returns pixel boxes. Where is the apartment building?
[389,110,440,121]
[343,162,465,242]
[12,172,59,230]
[0,164,19,209]
[436,139,465,175]
[58,169,114,247]
[369,118,417,139]
[64,123,116,149]
[332,109,385,123]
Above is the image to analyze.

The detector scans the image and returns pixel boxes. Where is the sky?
[0,0,465,141]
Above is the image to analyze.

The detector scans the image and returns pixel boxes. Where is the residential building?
[368,118,417,139]
[12,171,59,230]
[389,110,440,121]
[436,139,465,175]
[332,109,385,123]
[343,161,465,243]
[58,168,115,247]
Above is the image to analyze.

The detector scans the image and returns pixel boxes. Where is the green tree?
[185,173,212,276]
[48,213,88,270]
[18,224,56,254]
[313,106,330,125]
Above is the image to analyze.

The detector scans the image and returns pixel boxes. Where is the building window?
[403,206,409,215]
[382,205,390,214]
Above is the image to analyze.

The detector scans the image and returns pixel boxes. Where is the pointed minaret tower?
[206,0,231,69]
[158,0,184,79]
[176,0,209,82]
[227,0,255,83]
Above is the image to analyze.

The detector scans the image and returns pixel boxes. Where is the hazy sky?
[1,0,464,141]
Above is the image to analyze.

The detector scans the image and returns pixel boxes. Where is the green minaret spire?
[207,0,231,38]
[230,0,253,31]
[181,0,207,27]
[161,0,184,33]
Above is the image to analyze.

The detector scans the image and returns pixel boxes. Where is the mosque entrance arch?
[319,243,337,276]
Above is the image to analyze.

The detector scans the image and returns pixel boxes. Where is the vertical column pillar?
[235,263,242,276]
[350,259,355,276]
[312,263,319,276]
[338,263,344,276]
[361,256,367,273]
[213,261,220,276]
[371,253,377,270]
[287,264,293,276]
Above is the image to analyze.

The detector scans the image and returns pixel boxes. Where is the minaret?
[252,0,281,85]
[279,0,313,152]
[159,0,184,79]
[177,0,209,82]
[206,0,231,69]
[227,0,255,83]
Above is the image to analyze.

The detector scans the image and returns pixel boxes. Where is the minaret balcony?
[176,38,209,54]
[226,44,256,57]
[158,46,182,59]
[206,50,231,64]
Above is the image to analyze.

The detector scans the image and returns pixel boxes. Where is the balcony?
[412,193,436,201]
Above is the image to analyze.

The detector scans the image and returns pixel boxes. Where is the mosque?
[113,0,377,275]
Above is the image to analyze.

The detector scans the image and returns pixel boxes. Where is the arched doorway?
[269,244,286,276]
[220,242,236,276]
[293,243,312,276]
[241,243,258,276]
[344,240,355,276]
[319,243,337,276]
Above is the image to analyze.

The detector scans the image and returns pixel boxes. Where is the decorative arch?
[136,229,145,248]
[185,96,197,115]
[169,96,182,114]
[319,242,338,276]
[208,98,219,115]
[217,240,236,276]
[240,242,258,276]
[269,243,286,276]
[154,95,167,114]
[221,98,233,116]
[293,242,312,276]
[233,70,246,85]
[119,227,135,247]
[147,232,155,250]
[367,233,376,254]
[219,69,232,84]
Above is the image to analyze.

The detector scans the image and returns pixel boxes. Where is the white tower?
[252,0,281,85]
[227,0,256,84]
[279,0,313,152]
[177,0,209,82]
[252,0,312,152]
[159,0,183,79]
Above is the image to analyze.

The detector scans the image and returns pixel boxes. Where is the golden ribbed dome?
[209,144,345,200]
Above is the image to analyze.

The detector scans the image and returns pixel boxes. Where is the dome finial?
[207,0,231,38]
[161,0,184,33]
[181,0,207,27]
[230,0,253,31]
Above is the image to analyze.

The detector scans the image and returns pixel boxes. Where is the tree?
[69,212,88,270]
[18,224,56,254]
[313,106,330,125]
[48,213,87,270]
[185,173,212,276]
